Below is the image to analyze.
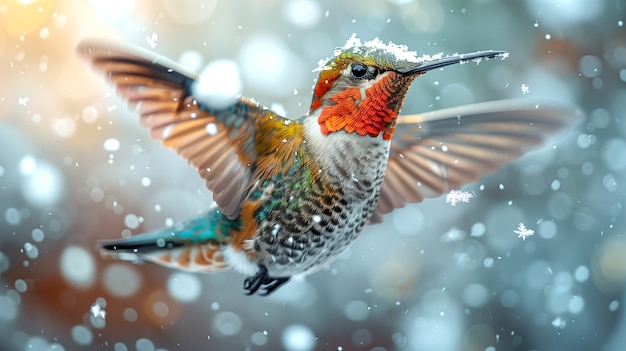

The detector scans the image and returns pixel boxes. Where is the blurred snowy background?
[1,0,625,350]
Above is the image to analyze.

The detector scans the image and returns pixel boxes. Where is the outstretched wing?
[371,99,582,223]
[78,40,281,219]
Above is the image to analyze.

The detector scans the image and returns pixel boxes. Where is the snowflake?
[445,190,474,206]
[514,222,535,241]
[18,96,29,106]
[520,84,530,94]
[90,302,106,320]
[146,32,158,49]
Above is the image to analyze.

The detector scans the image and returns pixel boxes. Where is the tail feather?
[99,210,238,273]
[143,242,229,273]
[100,231,185,253]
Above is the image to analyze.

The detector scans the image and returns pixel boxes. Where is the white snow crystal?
[315,34,509,74]
[18,96,29,106]
[90,302,106,320]
[521,84,530,94]
[514,222,535,241]
[146,32,158,49]
[445,190,474,206]
[315,33,420,72]
[342,33,362,50]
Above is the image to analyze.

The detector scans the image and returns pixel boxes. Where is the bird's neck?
[311,71,414,141]
[302,112,391,192]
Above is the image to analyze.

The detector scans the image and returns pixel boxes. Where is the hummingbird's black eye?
[351,63,378,80]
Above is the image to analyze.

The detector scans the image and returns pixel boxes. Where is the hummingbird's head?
[310,34,507,140]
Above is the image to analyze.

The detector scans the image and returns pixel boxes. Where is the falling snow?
[146,32,158,48]
[316,34,421,71]
[521,84,530,94]
[445,190,474,206]
[90,301,106,320]
[1,2,623,351]
[514,222,535,241]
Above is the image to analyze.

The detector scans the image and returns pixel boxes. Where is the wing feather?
[78,39,288,218]
[371,99,582,223]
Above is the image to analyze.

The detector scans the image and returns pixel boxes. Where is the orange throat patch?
[317,76,399,140]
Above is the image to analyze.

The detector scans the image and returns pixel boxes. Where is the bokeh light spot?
[592,238,626,292]
[282,324,316,351]
[4,208,20,226]
[162,0,217,25]
[124,213,140,229]
[31,228,44,242]
[538,220,557,239]
[568,295,585,314]
[193,59,242,110]
[81,105,99,123]
[104,138,120,152]
[103,264,141,297]
[19,155,36,176]
[212,311,243,337]
[251,330,268,346]
[52,116,76,138]
[178,50,204,72]
[392,206,424,236]
[579,55,602,78]
[462,283,490,308]
[282,0,322,28]
[135,338,155,351]
[152,301,169,318]
[71,325,93,346]
[525,0,603,29]
[238,35,305,97]
[602,138,626,171]
[344,300,369,321]
[60,246,95,288]
[167,272,202,303]
[0,295,18,321]
[574,265,589,282]
[21,162,64,206]
[123,307,138,322]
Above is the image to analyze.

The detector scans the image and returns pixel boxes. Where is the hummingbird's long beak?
[398,50,508,75]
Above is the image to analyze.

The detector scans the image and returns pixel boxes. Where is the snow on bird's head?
[315,34,424,72]
[310,34,431,112]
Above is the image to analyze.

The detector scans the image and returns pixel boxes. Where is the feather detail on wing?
[370,99,582,223]
[77,40,286,219]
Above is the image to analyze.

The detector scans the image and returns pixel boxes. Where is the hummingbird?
[78,35,578,296]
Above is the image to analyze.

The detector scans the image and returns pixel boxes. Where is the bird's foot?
[243,264,290,296]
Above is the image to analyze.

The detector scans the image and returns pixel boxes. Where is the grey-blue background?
[1,0,625,350]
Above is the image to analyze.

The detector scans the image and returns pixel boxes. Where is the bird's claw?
[243,264,290,296]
